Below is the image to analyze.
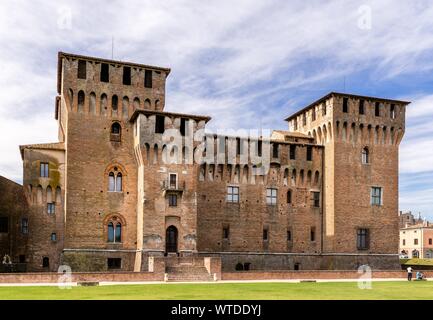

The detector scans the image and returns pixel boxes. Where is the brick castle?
[0,52,409,272]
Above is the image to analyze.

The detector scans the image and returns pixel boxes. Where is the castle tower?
[286,92,409,265]
[56,52,170,270]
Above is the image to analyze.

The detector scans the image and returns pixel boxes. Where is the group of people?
[407,267,425,281]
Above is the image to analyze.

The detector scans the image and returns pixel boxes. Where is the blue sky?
[0,0,432,218]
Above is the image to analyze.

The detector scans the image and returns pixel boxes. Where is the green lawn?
[1,281,433,300]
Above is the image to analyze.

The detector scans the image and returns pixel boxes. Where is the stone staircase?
[165,263,214,282]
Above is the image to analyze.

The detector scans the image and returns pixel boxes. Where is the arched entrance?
[166,226,178,254]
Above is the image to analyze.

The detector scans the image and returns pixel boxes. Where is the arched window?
[116,173,122,192]
[110,122,121,142]
[77,90,85,113]
[122,96,129,119]
[89,92,96,115]
[112,95,118,116]
[362,147,369,164]
[107,218,122,243]
[108,167,123,192]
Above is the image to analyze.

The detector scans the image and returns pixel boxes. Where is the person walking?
[407,266,413,281]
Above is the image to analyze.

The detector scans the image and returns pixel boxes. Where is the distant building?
[399,211,423,228]
[400,222,433,259]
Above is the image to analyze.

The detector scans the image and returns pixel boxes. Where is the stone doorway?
[166,225,178,254]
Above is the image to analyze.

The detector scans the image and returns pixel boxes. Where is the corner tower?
[56,52,170,270]
[286,92,409,268]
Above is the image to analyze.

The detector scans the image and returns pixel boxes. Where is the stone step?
[166,266,209,274]
[167,275,214,282]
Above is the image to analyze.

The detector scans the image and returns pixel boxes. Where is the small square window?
[266,188,277,205]
[227,186,239,203]
[40,163,49,178]
[107,258,121,270]
[371,187,383,206]
[47,203,55,215]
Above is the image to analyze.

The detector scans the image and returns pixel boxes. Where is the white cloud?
[1,0,433,220]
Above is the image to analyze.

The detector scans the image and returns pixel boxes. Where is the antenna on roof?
[111,36,114,59]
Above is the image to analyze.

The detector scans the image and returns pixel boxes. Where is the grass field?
[0,281,433,300]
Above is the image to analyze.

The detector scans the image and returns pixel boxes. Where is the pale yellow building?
[400,224,433,259]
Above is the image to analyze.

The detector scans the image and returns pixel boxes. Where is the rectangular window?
[343,97,349,113]
[40,162,49,178]
[50,233,57,242]
[312,192,320,208]
[293,119,298,131]
[390,104,396,119]
[155,115,165,133]
[312,108,316,121]
[236,138,241,155]
[107,258,122,270]
[77,60,87,79]
[257,140,262,157]
[306,146,313,161]
[144,70,152,88]
[357,228,369,250]
[289,145,296,160]
[223,226,230,240]
[429,239,432,245]
[371,187,383,206]
[402,239,406,246]
[302,114,307,126]
[226,186,239,203]
[122,66,131,85]
[310,227,316,242]
[359,99,365,115]
[100,63,109,82]
[168,194,177,207]
[47,203,55,215]
[266,188,278,205]
[0,217,8,233]
[287,229,292,241]
[414,239,419,245]
[180,118,187,136]
[21,218,28,234]
[263,228,269,241]
[375,102,380,117]
[169,173,177,189]
[272,144,279,158]
[323,103,327,116]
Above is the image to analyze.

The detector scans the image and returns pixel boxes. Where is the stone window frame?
[370,186,383,206]
[226,185,239,203]
[104,214,126,244]
[266,188,278,206]
[105,163,127,193]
